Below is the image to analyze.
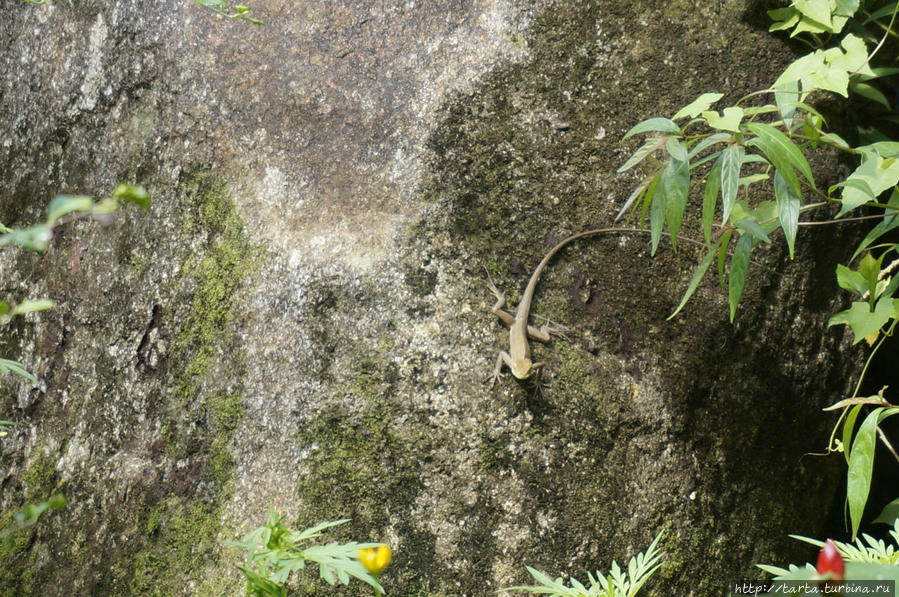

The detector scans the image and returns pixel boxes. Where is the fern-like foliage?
[226,509,385,597]
[506,531,664,597]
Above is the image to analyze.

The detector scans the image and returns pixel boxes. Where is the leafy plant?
[195,0,262,25]
[0,186,149,403]
[758,510,899,590]
[226,509,390,596]
[619,0,899,541]
[507,531,664,597]
[0,493,67,548]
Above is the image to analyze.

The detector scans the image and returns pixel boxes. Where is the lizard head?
[510,358,543,380]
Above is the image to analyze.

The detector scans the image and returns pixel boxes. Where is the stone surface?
[0,0,862,595]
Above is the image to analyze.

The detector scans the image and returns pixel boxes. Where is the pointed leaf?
[702,106,745,132]
[720,144,743,224]
[618,138,664,173]
[46,195,94,225]
[702,159,722,244]
[828,298,897,344]
[659,157,689,250]
[774,170,801,258]
[836,264,868,296]
[745,121,814,191]
[729,234,752,321]
[672,92,724,120]
[623,117,680,140]
[847,408,883,539]
[668,237,721,319]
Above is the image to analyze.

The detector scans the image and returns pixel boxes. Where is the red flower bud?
[816,539,844,581]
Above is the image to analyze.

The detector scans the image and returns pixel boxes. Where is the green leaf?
[794,0,832,29]
[664,137,688,162]
[702,106,744,132]
[745,121,814,192]
[739,173,770,186]
[850,81,892,108]
[623,117,680,140]
[672,92,724,120]
[768,6,800,31]
[735,217,771,243]
[828,298,898,343]
[773,170,801,258]
[10,299,55,316]
[838,149,899,216]
[618,138,664,173]
[111,184,151,210]
[847,408,884,539]
[668,237,721,319]
[859,253,883,302]
[0,358,37,384]
[843,404,862,465]
[702,159,722,245]
[659,158,689,251]
[650,172,666,257]
[687,133,730,159]
[0,224,52,252]
[717,230,732,287]
[850,192,899,261]
[616,172,658,221]
[729,234,752,322]
[720,144,743,224]
[46,195,94,225]
[836,264,868,296]
[873,497,899,525]
[775,80,801,123]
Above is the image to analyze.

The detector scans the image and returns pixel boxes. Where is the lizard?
[488,227,635,386]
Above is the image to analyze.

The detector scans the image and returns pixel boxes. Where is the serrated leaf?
[720,144,743,224]
[729,234,752,321]
[672,92,724,120]
[774,170,801,258]
[46,195,94,225]
[623,117,680,140]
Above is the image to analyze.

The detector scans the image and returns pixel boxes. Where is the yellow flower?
[358,544,392,575]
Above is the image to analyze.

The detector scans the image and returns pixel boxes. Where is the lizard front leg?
[487,276,555,342]
[491,350,515,387]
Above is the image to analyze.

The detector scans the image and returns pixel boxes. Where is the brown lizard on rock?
[488,227,638,386]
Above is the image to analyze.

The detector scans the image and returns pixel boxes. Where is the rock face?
[0,0,861,595]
